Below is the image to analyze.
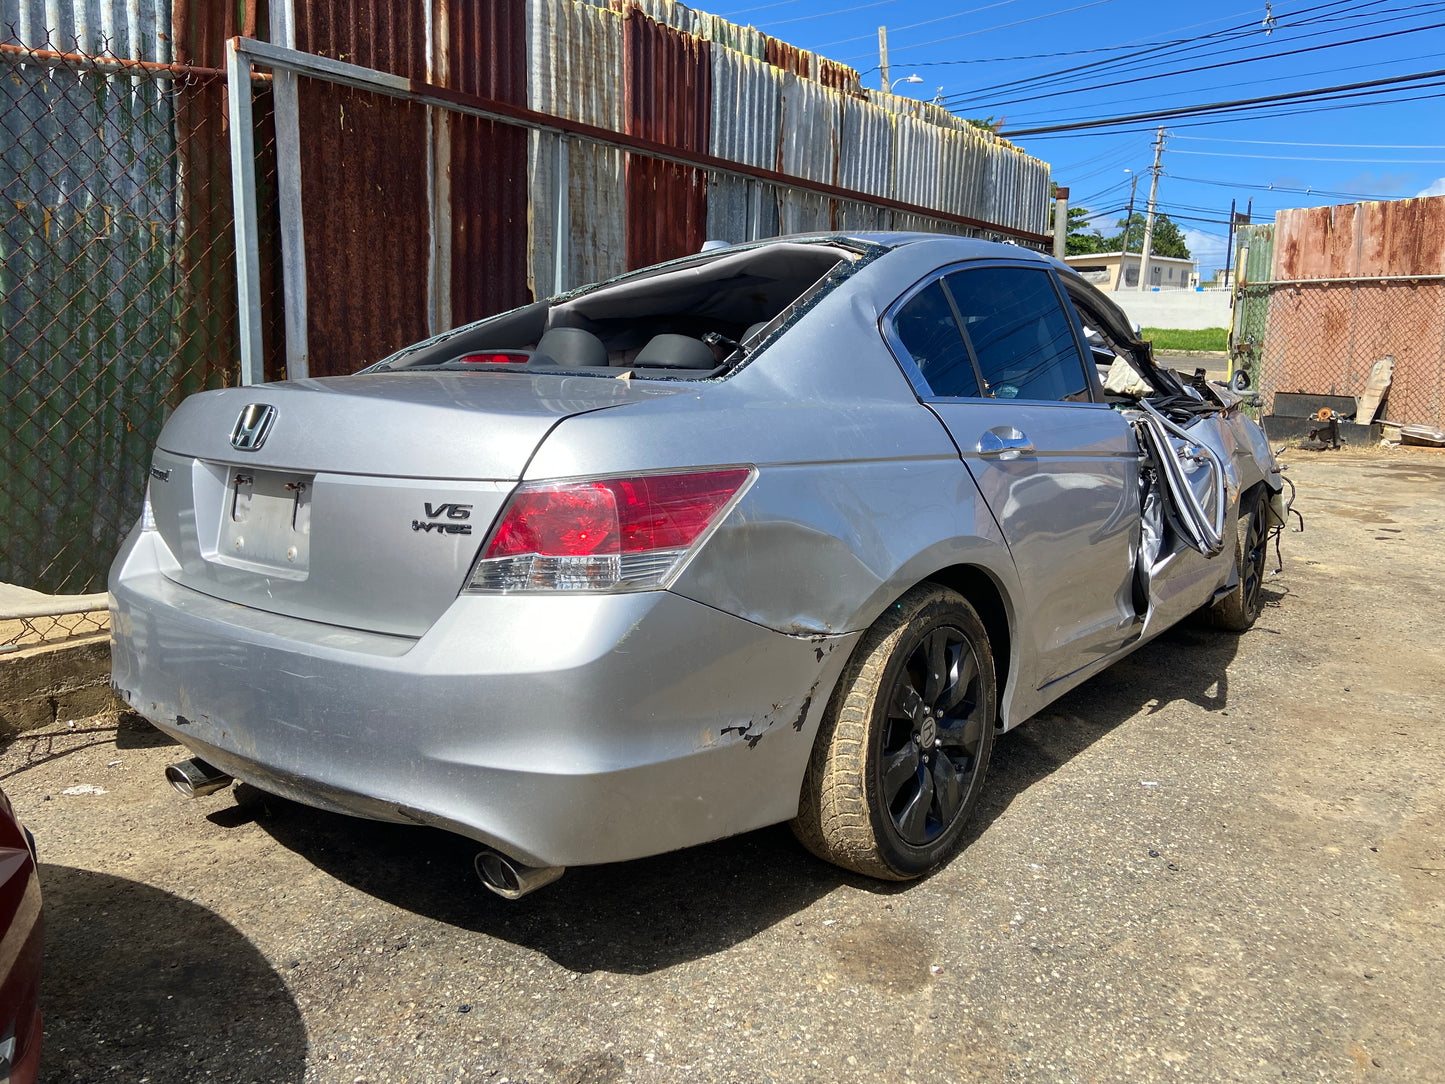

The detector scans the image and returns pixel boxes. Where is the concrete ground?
[2,447,1442,1084]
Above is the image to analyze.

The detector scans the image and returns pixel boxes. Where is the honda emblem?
[230,404,277,451]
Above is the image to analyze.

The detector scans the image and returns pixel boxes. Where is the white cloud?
[1184,228,1228,277]
[1417,176,1445,197]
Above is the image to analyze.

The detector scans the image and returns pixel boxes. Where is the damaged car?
[110,234,1289,896]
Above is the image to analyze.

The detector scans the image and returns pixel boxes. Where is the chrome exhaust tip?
[165,758,233,799]
[474,848,565,900]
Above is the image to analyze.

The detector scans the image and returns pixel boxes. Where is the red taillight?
[457,352,529,365]
[470,469,752,592]
[486,482,620,557]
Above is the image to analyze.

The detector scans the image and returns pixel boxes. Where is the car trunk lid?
[146,373,687,636]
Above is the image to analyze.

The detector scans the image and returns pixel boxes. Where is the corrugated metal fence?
[1244,197,1445,428]
[3,0,1052,595]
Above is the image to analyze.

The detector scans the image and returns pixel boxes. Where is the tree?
[1065,206,1110,256]
[1108,212,1190,259]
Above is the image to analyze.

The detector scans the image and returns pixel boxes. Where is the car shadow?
[238,623,1245,975]
[37,865,307,1084]
[957,619,1244,851]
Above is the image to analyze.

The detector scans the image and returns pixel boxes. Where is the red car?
[0,786,42,1084]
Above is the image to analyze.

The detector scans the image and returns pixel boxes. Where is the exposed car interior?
[375,241,859,379]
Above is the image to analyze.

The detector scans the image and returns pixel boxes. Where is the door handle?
[977,427,1035,460]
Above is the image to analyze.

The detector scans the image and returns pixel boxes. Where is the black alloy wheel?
[792,584,996,880]
[1206,486,1271,631]
[879,625,987,847]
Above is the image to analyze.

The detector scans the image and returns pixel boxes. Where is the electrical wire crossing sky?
[711,0,1445,273]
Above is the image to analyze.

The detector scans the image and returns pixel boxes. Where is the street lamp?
[890,73,923,93]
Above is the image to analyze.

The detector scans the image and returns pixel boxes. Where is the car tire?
[1206,486,1270,631]
[791,584,996,880]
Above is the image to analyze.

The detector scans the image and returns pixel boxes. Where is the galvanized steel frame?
[225,39,265,387]
[225,35,1051,384]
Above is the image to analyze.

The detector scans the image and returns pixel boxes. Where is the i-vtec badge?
[412,501,473,535]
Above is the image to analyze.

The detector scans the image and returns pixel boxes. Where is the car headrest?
[533,327,608,367]
[742,321,771,343]
[633,334,716,370]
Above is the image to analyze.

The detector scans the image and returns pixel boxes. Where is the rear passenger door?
[885,262,1143,689]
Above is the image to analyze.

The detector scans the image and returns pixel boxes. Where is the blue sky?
[707,0,1445,273]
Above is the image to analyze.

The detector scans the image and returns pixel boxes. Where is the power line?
[1174,135,1445,149]
[1168,175,1404,201]
[998,66,1445,137]
[946,1,1436,111]
[851,8,1269,73]
[1001,47,1445,128]
[1012,81,1445,138]
[818,0,1026,48]
[957,11,1445,112]
[764,0,908,29]
[1173,148,1445,163]
[837,0,1116,62]
[942,0,1376,104]
[895,8,1267,69]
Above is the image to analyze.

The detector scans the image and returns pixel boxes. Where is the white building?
[1063,252,1199,291]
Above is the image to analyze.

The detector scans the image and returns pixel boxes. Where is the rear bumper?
[110,529,854,867]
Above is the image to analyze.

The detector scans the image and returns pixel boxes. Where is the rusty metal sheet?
[292,0,424,77]
[443,0,529,321]
[892,113,940,212]
[778,72,838,184]
[711,47,779,169]
[295,78,430,376]
[694,12,766,59]
[813,55,860,95]
[1274,204,1356,280]
[706,47,779,245]
[1263,196,1445,427]
[838,97,892,198]
[288,1,448,369]
[450,115,530,322]
[764,36,809,80]
[624,9,709,268]
[1357,197,1445,278]
[1274,199,1445,281]
[446,0,526,100]
[528,0,627,293]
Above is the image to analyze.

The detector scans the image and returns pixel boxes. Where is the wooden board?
[1357,355,1395,424]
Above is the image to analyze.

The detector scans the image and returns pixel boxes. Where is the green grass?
[1139,327,1229,352]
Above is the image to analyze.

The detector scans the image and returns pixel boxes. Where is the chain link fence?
[1258,278,1445,428]
[1,32,281,614]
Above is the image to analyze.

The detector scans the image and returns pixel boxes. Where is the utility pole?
[1223,197,1237,288]
[878,26,890,93]
[1113,169,1139,292]
[1136,126,1165,292]
[1053,186,1069,260]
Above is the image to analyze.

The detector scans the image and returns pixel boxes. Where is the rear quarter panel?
[523,244,1034,719]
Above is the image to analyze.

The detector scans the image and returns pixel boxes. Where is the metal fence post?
[226,38,264,387]
[271,4,310,379]
[552,134,570,296]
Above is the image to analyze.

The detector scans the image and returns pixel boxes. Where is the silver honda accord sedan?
[110,233,1288,896]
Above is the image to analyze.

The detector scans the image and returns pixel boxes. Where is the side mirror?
[1229,369,1251,392]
